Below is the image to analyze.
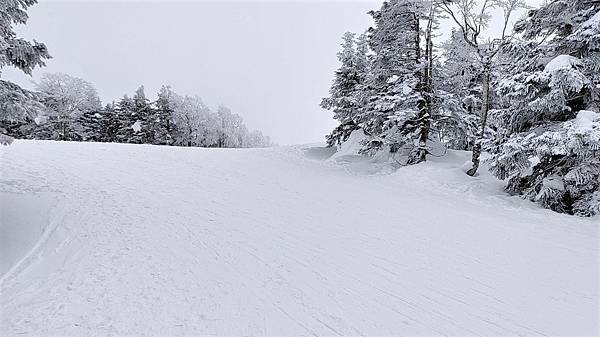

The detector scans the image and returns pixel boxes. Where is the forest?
[1,0,599,216]
[321,0,600,217]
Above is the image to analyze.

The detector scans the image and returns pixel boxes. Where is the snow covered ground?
[1,140,598,336]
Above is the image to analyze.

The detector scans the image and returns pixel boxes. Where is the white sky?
[3,0,542,145]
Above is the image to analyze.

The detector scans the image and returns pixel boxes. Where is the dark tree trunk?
[415,9,434,163]
[467,63,491,176]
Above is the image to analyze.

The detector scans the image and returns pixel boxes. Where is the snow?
[330,128,366,159]
[386,75,400,84]
[1,140,598,336]
[544,54,581,72]
[577,10,600,36]
[572,110,600,132]
[542,175,565,191]
[0,133,14,146]
[131,120,142,132]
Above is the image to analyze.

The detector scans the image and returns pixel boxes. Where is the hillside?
[1,140,597,336]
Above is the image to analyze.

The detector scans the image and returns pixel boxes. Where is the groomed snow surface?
[1,140,598,336]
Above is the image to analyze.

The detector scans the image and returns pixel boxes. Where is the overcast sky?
[3,0,542,145]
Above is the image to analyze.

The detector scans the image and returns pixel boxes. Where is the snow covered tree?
[323,0,449,164]
[0,0,49,143]
[488,2,600,216]
[434,29,482,150]
[245,130,271,148]
[131,85,155,144]
[0,79,46,139]
[100,103,119,142]
[440,0,527,175]
[357,0,426,162]
[321,32,369,146]
[78,108,104,142]
[35,73,102,141]
[170,94,209,147]
[114,94,136,143]
[439,29,480,103]
[153,85,177,145]
[0,0,50,76]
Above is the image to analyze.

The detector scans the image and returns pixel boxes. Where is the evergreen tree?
[0,0,50,76]
[0,79,46,139]
[154,85,176,145]
[131,85,154,144]
[101,103,119,142]
[78,108,104,141]
[359,0,425,162]
[0,0,49,144]
[321,32,368,147]
[114,94,136,143]
[434,29,482,150]
[488,2,600,216]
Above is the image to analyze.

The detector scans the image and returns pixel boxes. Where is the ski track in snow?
[0,140,598,336]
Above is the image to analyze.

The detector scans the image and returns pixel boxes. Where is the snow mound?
[131,120,142,132]
[572,110,600,132]
[330,128,367,159]
[544,55,581,72]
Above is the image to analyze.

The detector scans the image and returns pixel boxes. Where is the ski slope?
[1,140,598,336]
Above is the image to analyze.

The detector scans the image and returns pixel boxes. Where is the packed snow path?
[1,141,597,336]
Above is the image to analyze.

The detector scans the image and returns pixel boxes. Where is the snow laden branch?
[440,0,526,176]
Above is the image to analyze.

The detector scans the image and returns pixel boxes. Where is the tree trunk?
[416,10,434,163]
[466,63,491,176]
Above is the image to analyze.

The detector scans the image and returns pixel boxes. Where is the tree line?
[0,2,270,149]
[321,0,599,216]
[0,73,271,148]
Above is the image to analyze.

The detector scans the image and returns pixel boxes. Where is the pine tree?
[488,2,600,216]
[154,85,176,145]
[0,0,50,76]
[358,0,425,162]
[101,103,119,142]
[0,79,46,139]
[131,85,154,144]
[114,95,136,143]
[434,29,481,150]
[0,0,49,144]
[321,32,368,146]
[78,108,104,142]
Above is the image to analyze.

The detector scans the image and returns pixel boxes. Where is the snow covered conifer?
[114,94,136,143]
[153,85,177,145]
[0,80,46,139]
[0,0,50,76]
[321,32,368,146]
[0,0,49,143]
[357,0,426,161]
[489,2,600,216]
[78,109,104,142]
[131,86,155,144]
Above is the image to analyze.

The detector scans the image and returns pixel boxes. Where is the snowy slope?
[0,140,597,336]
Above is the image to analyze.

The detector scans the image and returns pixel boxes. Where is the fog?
[3,0,542,145]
